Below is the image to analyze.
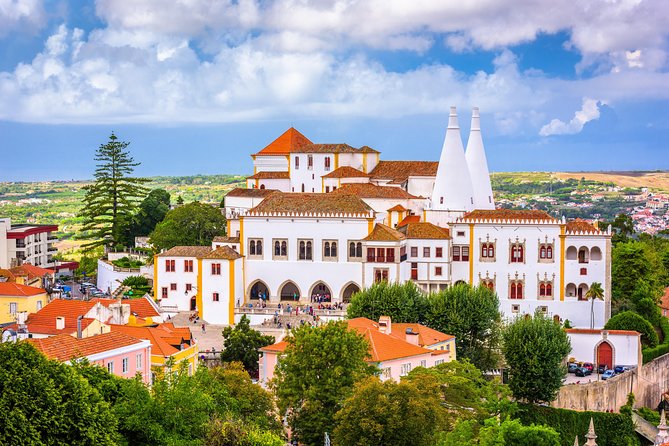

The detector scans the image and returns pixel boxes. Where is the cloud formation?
[0,0,45,36]
[539,98,604,136]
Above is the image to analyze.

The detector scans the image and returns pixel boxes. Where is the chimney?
[16,311,27,325]
[405,327,420,346]
[378,316,392,335]
[55,316,65,330]
[109,302,131,325]
[465,107,495,210]
[77,315,83,339]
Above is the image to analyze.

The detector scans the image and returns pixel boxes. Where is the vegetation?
[585,282,605,329]
[220,315,275,378]
[117,188,171,247]
[120,275,151,296]
[604,311,659,348]
[346,281,427,323]
[111,256,145,269]
[642,316,669,363]
[502,312,571,404]
[79,133,150,250]
[438,417,561,446]
[271,321,375,446]
[149,201,227,251]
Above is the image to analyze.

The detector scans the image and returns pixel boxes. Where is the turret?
[465,107,495,210]
[431,107,475,212]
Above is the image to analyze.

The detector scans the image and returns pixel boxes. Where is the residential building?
[0,282,48,325]
[0,218,59,269]
[0,263,55,288]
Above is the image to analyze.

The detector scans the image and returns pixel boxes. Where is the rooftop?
[28,332,147,362]
[110,323,194,357]
[4,263,54,280]
[248,192,373,215]
[91,296,160,319]
[322,166,372,179]
[254,127,312,155]
[460,209,556,222]
[0,282,47,297]
[391,323,455,346]
[292,143,379,154]
[363,223,406,242]
[225,187,278,198]
[398,222,451,240]
[247,171,290,180]
[565,328,641,336]
[369,161,438,184]
[331,183,419,199]
[157,246,215,258]
[397,215,421,227]
[213,236,241,243]
[566,219,601,234]
[202,246,243,260]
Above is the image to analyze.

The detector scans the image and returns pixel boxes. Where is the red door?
[597,342,613,369]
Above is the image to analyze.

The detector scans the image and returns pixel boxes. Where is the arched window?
[540,246,546,259]
[540,283,546,296]
[250,240,256,255]
[349,242,356,257]
[510,281,524,299]
[306,241,312,260]
[546,245,553,259]
[301,183,305,192]
[487,244,494,258]
[299,241,306,260]
[546,283,552,296]
[274,241,281,256]
[356,242,362,258]
[331,242,337,257]
[281,241,287,256]
[257,240,262,255]
[511,244,524,263]
[260,184,265,189]
[324,242,331,257]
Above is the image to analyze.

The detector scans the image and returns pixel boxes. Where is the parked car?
[575,367,592,377]
[601,370,615,380]
[597,364,607,374]
[614,365,627,374]
[582,362,594,372]
[568,363,579,374]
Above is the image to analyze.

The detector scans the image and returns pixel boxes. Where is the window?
[452,246,460,261]
[136,353,142,370]
[323,240,338,260]
[539,242,554,262]
[400,363,412,376]
[165,259,175,272]
[273,239,288,259]
[213,292,220,302]
[367,248,376,262]
[107,361,114,374]
[423,247,430,257]
[512,304,520,314]
[122,357,129,374]
[386,248,395,262]
[186,283,192,292]
[184,260,193,272]
[510,243,524,263]
[481,242,495,260]
[162,287,168,298]
[9,302,17,315]
[411,246,418,257]
[509,281,524,299]
[539,306,548,315]
[420,360,427,368]
[374,269,389,283]
[382,367,392,379]
[435,266,443,276]
[348,241,363,260]
[436,247,443,258]
[324,157,331,171]
[480,278,495,290]
[325,186,330,192]
[435,359,445,366]
[295,156,299,169]
[299,240,313,260]
[376,248,385,263]
[170,283,177,291]
[539,281,553,298]
[457,231,465,237]
[461,246,470,261]
[249,239,263,257]
[211,263,221,275]
[580,267,587,275]
[411,262,418,280]
[308,155,313,169]
[36,300,42,311]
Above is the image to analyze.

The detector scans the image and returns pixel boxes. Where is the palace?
[154,107,611,328]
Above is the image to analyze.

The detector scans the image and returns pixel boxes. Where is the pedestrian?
[657,391,669,414]
[201,323,206,334]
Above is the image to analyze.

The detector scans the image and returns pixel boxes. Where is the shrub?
[604,311,658,348]
[642,343,669,363]
[111,256,145,269]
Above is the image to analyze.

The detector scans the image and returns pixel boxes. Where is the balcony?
[15,242,26,249]
[48,247,58,253]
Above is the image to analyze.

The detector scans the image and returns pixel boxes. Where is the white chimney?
[55,316,65,330]
[405,327,420,346]
[378,316,392,335]
[16,311,27,325]
[465,107,495,210]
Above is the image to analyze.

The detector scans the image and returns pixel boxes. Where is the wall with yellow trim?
[197,259,203,318]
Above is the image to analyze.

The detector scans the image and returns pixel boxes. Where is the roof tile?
[0,282,47,297]
[363,223,406,241]
[370,161,438,184]
[460,209,556,222]
[399,222,451,239]
[248,192,372,215]
[322,166,371,178]
[254,128,312,155]
[28,332,146,362]
[331,183,419,199]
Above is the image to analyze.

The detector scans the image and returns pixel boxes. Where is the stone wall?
[552,352,669,411]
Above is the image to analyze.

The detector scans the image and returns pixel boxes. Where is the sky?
[0,0,668,181]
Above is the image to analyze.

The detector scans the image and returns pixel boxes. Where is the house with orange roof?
[0,263,54,288]
[0,282,48,325]
[28,331,152,384]
[258,316,455,386]
[660,287,669,318]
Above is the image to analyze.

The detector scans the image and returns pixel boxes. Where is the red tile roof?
[292,144,378,154]
[91,296,160,318]
[28,332,146,362]
[565,329,641,336]
[566,219,600,234]
[157,246,214,258]
[110,323,194,357]
[254,128,312,155]
[363,223,406,241]
[0,282,47,297]
[322,166,371,178]
[460,209,556,222]
[391,323,454,347]
[399,222,451,240]
[331,183,419,199]
[247,171,290,180]
[8,263,54,279]
[225,187,278,198]
[387,204,407,212]
[248,192,372,215]
[21,299,98,335]
[370,161,438,184]
[202,246,243,260]
[397,215,421,227]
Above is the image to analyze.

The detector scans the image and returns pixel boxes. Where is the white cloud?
[539,98,604,136]
[0,0,45,36]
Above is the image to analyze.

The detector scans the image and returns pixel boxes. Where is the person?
[657,392,669,414]
[201,323,206,334]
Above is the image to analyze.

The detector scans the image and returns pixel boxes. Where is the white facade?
[0,218,59,269]
[567,329,641,369]
[96,260,154,294]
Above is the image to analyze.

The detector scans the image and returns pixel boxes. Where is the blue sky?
[1,0,668,181]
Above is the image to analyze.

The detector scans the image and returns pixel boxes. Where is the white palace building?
[154,107,612,328]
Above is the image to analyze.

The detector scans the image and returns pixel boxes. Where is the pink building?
[660,287,669,318]
[27,331,152,384]
[259,316,456,385]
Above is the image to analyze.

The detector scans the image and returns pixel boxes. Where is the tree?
[424,284,502,371]
[502,312,571,404]
[149,201,227,251]
[0,342,118,445]
[586,282,605,329]
[346,281,428,323]
[79,133,149,250]
[612,241,664,313]
[121,275,151,296]
[604,311,658,347]
[117,188,171,246]
[608,213,635,244]
[220,315,275,378]
[333,375,447,446]
[271,321,375,445]
[437,418,560,446]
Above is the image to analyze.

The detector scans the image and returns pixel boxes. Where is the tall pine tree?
[80,133,149,250]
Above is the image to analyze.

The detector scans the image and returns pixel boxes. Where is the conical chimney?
[465,107,495,210]
[431,106,475,212]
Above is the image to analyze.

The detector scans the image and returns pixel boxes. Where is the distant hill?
[554,171,669,192]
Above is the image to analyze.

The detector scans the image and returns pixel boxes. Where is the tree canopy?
[611,241,665,314]
[149,201,227,251]
[221,315,274,378]
[346,281,427,323]
[604,311,659,348]
[502,313,571,404]
[117,188,171,247]
[79,132,149,250]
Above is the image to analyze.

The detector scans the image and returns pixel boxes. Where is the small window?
[435,247,443,258]
[295,156,300,169]
[213,292,219,302]
[435,267,442,276]
[299,240,313,260]
[411,246,418,257]
[136,353,142,369]
[420,360,427,368]
[170,283,177,291]
[184,260,193,272]
[324,157,331,171]
[457,231,465,237]
[308,155,313,169]
[512,304,520,314]
[461,246,470,262]
[382,367,392,379]
[36,300,43,311]
[510,243,524,263]
[162,287,168,298]
[539,306,548,314]
[324,240,338,260]
[186,284,192,292]
[400,363,412,376]
[165,259,175,272]
[107,361,114,374]
[9,302,17,315]
[452,246,461,261]
[122,357,129,374]
[423,247,430,257]
[211,263,221,275]
[348,241,363,260]
[510,282,524,299]
[273,239,288,260]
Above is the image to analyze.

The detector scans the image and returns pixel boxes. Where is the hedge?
[514,404,640,446]
[642,317,669,363]
[605,311,658,348]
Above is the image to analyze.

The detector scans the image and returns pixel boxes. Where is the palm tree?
[586,282,605,329]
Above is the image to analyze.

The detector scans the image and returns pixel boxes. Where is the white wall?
[567,331,641,368]
[253,155,288,172]
[0,218,8,269]
[155,256,200,311]
[97,260,150,294]
[406,176,436,198]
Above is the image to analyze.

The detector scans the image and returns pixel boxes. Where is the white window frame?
[122,357,129,374]
[323,239,338,261]
[136,353,142,370]
[107,361,114,374]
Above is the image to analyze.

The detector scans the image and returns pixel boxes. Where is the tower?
[465,107,495,210]
[431,107,475,212]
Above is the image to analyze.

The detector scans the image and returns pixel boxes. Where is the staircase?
[632,412,658,443]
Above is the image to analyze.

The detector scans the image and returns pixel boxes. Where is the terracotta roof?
[110,323,194,357]
[226,187,278,198]
[28,332,146,362]
[397,215,421,227]
[157,246,213,258]
[19,299,98,335]
[387,204,407,212]
[202,246,242,260]
[566,219,600,234]
[460,209,556,222]
[213,236,240,243]
[254,128,312,155]
[322,166,371,179]
[248,192,372,215]
[0,282,47,297]
[91,296,160,318]
[260,340,288,353]
[399,222,451,240]
[565,329,641,336]
[363,223,406,242]
[391,323,454,347]
[8,263,54,279]
[370,161,438,184]
[292,144,379,154]
[247,171,290,180]
[347,318,433,361]
[331,183,419,199]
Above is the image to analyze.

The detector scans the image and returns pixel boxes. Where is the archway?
[577,283,589,301]
[279,281,301,301]
[309,282,332,302]
[578,247,589,263]
[249,280,270,301]
[341,283,361,303]
[566,283,577,298]
[190,296,197,311]
[566,246,577,260]
[597,341,613,369]
[590,246,602,261]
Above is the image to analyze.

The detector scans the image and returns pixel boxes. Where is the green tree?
[608,213,635,244]
[346,281,427,323]
[586,282,605,329]
[333,375,447,446]
[220,315,275,378]
[437,418,560,446]
[271,321,375,446]
[425,284,502,371]
[0,342,118,445]
[118,188,171,246]
[121,275,151,296]
[612,241,664,313]
[502,312,571,404]
[79,132,149,250]
[604,311,658,347]
[149,201,227,251]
